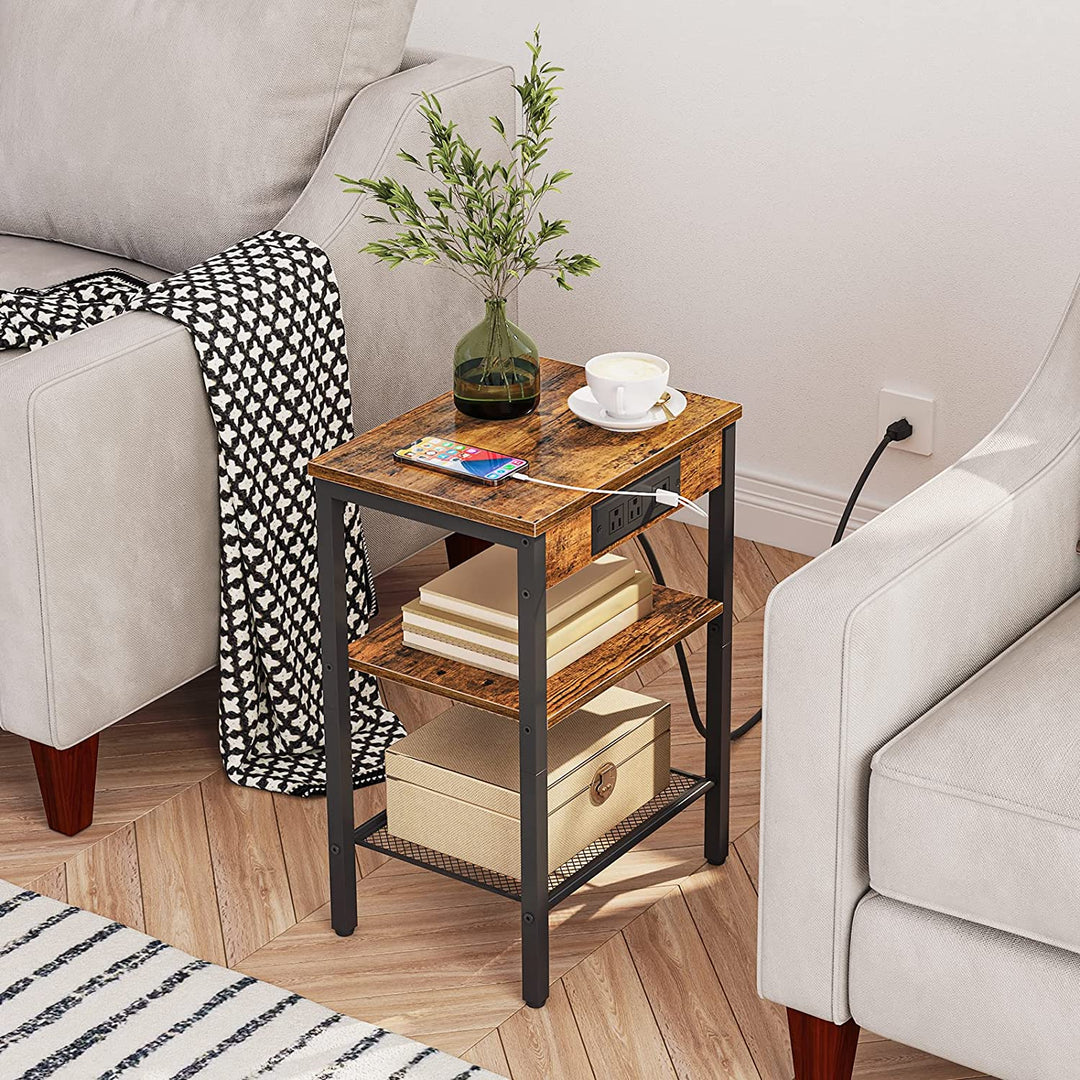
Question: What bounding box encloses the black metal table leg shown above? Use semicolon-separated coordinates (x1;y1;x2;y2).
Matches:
705;422;736;865
316;481;357;936
517;534;549;1008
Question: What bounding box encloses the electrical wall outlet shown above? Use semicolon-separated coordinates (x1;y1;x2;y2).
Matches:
879;389;935;455
591;458;682;553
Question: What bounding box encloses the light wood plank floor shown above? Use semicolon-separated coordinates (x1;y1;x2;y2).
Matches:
0;523;989;1079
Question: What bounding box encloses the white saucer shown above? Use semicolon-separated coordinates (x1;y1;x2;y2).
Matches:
568;385;687;432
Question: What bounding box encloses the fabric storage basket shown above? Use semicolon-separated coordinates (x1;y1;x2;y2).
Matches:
385;686;671;879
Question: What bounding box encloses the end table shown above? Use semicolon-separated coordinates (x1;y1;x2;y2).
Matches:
308;358;741;1008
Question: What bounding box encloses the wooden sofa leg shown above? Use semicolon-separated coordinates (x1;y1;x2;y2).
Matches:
29;734;99;836
444;533;492;568
788;1009;860;1080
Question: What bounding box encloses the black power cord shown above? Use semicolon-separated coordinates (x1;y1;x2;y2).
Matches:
831;418;913;546
637;416;914;742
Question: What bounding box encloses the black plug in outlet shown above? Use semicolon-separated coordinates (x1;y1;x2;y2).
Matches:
591;458;682;553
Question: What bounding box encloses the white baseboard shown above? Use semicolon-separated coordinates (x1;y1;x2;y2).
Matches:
673;470;887;557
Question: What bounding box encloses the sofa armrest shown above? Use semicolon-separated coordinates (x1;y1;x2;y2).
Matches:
0;313;220;747
279;50;515;572
758;282;1080;1024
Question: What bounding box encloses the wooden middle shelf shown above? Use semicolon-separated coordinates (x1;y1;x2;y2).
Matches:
348;584;722;727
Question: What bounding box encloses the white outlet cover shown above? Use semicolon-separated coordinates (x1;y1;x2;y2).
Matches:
879;389;935;456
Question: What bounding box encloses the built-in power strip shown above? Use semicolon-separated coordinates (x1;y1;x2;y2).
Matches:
591;457;682;553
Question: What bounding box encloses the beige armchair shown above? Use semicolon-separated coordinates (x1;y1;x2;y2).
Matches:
0;2;513;833
759;272;1080;1079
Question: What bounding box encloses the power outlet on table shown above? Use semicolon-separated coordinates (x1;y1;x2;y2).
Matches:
591;458;682;553
609;502;625;535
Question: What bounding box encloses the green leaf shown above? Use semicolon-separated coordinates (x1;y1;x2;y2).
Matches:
338;27;595;298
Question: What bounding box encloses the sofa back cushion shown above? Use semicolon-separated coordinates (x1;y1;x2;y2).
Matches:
0;0;416;270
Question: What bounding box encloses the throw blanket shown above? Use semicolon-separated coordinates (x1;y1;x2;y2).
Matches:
0;232;404;796
0;880;497;1079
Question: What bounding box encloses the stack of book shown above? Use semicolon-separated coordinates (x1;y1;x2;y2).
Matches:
402;546;653;678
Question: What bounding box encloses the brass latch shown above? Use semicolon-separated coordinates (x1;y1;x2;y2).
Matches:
590;762;618;805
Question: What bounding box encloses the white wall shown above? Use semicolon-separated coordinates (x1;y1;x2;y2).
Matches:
409;1;1080;552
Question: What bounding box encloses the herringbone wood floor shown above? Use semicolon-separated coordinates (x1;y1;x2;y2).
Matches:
0;523;989;1079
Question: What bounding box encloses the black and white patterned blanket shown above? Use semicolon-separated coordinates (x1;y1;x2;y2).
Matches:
0;232;404;796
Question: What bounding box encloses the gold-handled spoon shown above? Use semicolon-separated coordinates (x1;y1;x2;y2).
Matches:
656;391;675;421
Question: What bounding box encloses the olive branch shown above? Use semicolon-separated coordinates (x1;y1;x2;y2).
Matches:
337;29;599;300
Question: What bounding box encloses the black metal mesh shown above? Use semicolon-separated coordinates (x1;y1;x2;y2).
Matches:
358;827;524;899
356;770;708;904
547;770;704;895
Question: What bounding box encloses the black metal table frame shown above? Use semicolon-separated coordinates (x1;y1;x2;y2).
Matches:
315;422;735;1009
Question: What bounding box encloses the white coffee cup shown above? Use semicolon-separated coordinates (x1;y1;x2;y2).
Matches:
585;352;670;420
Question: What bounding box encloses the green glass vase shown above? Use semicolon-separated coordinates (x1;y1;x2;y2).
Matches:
453;298;540;420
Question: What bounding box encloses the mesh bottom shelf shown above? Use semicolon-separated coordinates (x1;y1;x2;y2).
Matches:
354;769;711;905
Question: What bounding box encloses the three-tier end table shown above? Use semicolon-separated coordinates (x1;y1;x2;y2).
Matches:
308;358;741;1009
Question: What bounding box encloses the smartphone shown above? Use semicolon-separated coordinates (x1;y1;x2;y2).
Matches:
394;436;529;485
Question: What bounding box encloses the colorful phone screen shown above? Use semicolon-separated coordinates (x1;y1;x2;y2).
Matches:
395;437;528;482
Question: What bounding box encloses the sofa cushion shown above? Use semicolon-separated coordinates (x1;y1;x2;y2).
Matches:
0;0;416;271
869;591;1080;954
0;235;167;293
0;235;168;362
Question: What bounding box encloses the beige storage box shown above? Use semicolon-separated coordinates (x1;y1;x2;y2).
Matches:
385;686;671;879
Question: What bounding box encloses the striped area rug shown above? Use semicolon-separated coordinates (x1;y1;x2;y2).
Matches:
0;881;502;1079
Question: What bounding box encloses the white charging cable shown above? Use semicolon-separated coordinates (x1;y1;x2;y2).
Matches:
510;471;708;520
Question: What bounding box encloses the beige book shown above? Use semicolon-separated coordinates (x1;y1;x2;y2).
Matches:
402;589;653;678
403;571;652;658
418;545;635;631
